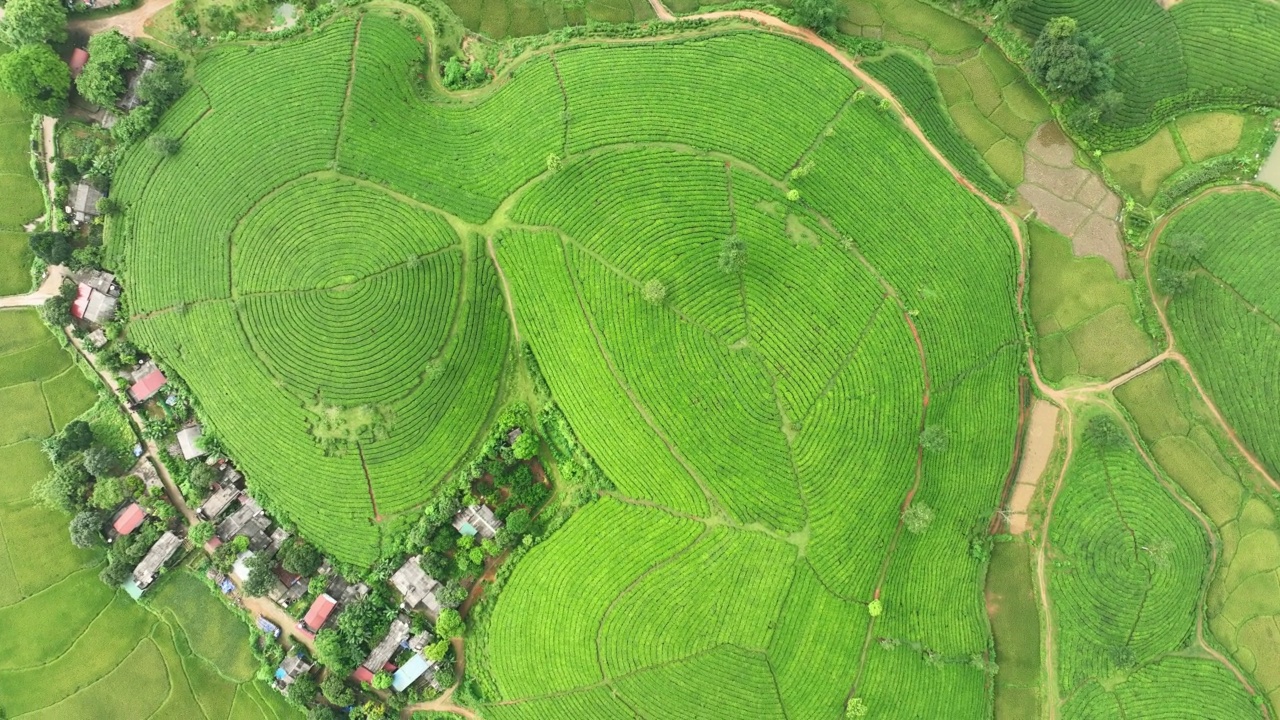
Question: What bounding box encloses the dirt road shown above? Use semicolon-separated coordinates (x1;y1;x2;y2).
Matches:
70;0;177;38
0;265;65;307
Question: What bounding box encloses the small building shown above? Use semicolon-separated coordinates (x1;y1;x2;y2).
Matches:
351;666;375;684
256;617;280;638
111;502;146;536
273;652;313;693
231;551;256;583
118;55;156;111
128;367;167;403
70;271;120;326
133;459;163;491
266;527;290;557
363;615;412;672
69;182;104;224
408;631;433;654
197;485;239;521
392;653;437;693
176;424;206;460
506;427;523;445
299;593;337;634
453;505;502;540
390;555;443;615
69;48;90;78
133;531;183;590
216;495;264;541
87;328;108;348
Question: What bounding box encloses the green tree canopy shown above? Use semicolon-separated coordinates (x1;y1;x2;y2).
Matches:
792;0;845;36
28;231;72;265
286;673;319;707
242;553;276;596
371;670;393;690
189;521;215;546
1028;17;1115;101
69;510;104;548
0;0;67;46
0;43;70;116
33;462;91;513
76;30;137;108
279;539;323;577
89;476;126;510
83;444;120;478
320;674;356;706
718;236;747;274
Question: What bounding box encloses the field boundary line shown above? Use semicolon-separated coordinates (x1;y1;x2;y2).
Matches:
0;586;121;670
334;15;364;164
13;636;161;714
798;295;888;424
558;236;728;519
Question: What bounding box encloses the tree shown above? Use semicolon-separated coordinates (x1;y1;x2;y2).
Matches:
99;556;132;586
792;0;845;36
867;598;883;617
371;670;393;690
40;280;78;326
504;507;532;537
1028;17;1114;101
545;152;563;173
435;608;463;638
423;639;449;663
286;674;319;707
32;462;91;512
242;553;275;596
188;462;219;496
76;30;137;108
321;675;356;706
902;502;934;534
920;425;948;453
149;134;181;156
279;539;323;577
718;236;747;274
438;579;467;609
0;43;69;115
1084;415;1125;450
641;278;667;305
204;5;238;33
89;476;126;510
309;707;342;720
0;0;67;46
69;510;104;548
28;231;72;265
43;419;94;462
135;57;187;108
846;698;869;718
314;628;359;674
83;445;119;478
511;431;538;461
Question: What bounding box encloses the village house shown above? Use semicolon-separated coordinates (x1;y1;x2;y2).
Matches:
217;495;272;550
110;502;147;537
128;362;168;403
453;504;502;540
326;574;370;605
273;652;313;694
133;459;164;492
176;424;207;461
197;485;239;522
133;531;183;590
297;593;337;636
68;182;104;225
362;615;412;672
70;270;120;325
118;56;157;111
390;555;443;616
392;653;439;693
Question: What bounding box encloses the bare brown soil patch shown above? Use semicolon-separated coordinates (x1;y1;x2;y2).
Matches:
1007;399;1059;534
1019;123;1128;278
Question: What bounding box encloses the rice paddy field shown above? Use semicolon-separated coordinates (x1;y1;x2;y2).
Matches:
0;74;42;295
0;308;298;719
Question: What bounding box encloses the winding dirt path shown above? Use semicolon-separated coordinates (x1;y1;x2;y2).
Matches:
69;0;178;39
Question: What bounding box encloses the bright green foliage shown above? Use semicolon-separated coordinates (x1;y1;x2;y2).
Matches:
0;43;70;116
1155;191;1280;478
1016;0;1280;148
864;53;1010;200
76;30;137;108
109;14;1026;716
0;0;67;47
1061;656;1262;719
1050;420;1209;697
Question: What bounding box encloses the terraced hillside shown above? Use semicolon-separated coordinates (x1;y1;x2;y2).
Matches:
109;10;1022;715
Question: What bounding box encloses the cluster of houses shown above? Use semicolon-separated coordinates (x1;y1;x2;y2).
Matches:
270;503;503;697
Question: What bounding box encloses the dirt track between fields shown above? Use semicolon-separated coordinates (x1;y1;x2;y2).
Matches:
1006;400;1057;535
69;0;177;39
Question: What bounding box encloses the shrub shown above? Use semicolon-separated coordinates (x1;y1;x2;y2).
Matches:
718;236;747;274
902;503;934;534
69;510;104;548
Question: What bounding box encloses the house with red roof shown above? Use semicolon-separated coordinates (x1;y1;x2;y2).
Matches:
69;48;89;78
112;502;146;536
298;593;337;635
129;367;167;402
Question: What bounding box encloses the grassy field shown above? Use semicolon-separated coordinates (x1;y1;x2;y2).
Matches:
0;74;42;294
107;10;1023;717
1028;222;1154;382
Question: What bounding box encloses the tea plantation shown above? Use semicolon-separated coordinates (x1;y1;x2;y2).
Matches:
106;7;1023;716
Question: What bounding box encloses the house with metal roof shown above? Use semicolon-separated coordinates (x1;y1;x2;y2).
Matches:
390;555;443;615
363;615;412;672
273;652;313;693
69;183;104;224
133;531;183;589
176;424;207;460
197;486;239;521
111;502;146;536
128;367;167;403
392;653;438;693
299;593;337;634
453;504;502;539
